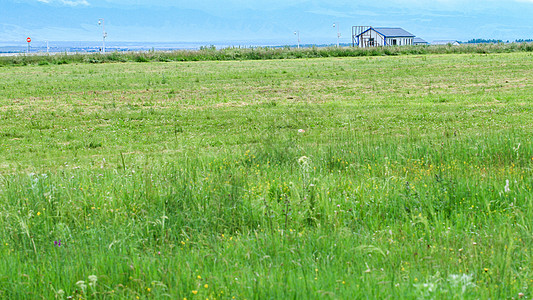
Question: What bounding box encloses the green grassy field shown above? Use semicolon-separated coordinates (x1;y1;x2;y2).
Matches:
0;52;532;299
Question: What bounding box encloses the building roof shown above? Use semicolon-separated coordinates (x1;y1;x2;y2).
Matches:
432;40;460;45
414;37;428;44
373;28;415;38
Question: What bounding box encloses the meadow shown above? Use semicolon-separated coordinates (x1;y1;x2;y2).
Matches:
0;51;532;299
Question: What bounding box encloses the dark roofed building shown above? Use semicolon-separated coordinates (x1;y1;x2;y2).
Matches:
353;26;415;48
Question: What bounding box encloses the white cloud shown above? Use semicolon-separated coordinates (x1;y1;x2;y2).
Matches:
36;0;89;6
62;0;89;5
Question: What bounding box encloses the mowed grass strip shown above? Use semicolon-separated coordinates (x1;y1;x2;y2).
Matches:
0;53;532;299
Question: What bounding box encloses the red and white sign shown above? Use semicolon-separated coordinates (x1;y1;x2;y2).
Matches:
27;37;31;43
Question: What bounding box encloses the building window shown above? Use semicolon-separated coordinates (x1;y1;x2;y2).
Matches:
391;39;397;46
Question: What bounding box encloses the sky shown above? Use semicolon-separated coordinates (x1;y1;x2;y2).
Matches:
1;0;533;46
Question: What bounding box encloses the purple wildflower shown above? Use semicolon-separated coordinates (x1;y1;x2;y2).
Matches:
54;240;61;246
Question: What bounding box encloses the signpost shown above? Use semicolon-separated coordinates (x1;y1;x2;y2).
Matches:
26;37;31;53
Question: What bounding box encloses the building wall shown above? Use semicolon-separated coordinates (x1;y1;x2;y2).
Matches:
357;29;414;47
386;37;413;46
357;29;385;48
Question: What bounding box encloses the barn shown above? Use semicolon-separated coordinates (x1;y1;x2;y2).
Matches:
352;26;415;48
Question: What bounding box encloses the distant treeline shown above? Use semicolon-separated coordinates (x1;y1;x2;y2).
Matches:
1;42;533;67
464;38;533;44
464;39;504;44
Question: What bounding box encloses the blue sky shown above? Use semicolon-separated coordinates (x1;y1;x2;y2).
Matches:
1;0;533;45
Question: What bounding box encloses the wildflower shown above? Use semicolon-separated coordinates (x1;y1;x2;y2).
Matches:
448;274;475;294
204;284;208;288
37;212;41;216
298;156;309;164
298;129;305;133
197;275;201;279
519;293;524;298
192;290;198;295
88;275;97;288
54;240;61;246
76;280;87;292
483;268;489;272
147;288;151;292
504;180;511;193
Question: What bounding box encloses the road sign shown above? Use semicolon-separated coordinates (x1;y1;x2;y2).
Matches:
27;37;31;43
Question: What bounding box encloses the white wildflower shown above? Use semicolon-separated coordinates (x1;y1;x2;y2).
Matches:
448;273;475;295
504;179;510;193
88;275;97;288
76;280;87;291
298;156;310;165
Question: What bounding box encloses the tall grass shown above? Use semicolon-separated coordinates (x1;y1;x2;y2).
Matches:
1;42;533;67
0;52;532;298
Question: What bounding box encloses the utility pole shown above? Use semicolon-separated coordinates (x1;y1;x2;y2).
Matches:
98;18;107;53
333;22;341;47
